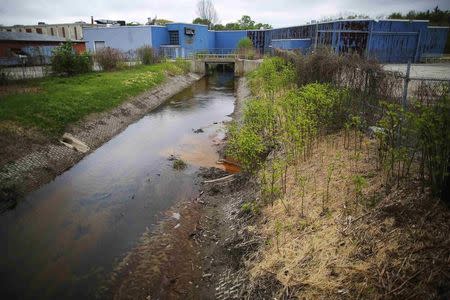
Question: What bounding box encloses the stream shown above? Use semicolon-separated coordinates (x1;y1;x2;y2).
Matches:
0;71;236;299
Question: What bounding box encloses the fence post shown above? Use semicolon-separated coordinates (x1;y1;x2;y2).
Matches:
402;60;411;109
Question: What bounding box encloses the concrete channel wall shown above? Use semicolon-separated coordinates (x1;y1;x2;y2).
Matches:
190;58;263;76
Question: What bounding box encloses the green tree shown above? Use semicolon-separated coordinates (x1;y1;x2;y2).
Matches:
155;19;173;25
51;42;92;76
193;17;211;27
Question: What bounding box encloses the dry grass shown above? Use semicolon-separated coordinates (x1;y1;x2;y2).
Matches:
246;131;450;299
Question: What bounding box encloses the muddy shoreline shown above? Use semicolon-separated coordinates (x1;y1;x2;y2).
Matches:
0;73;202;200
101;77;258;299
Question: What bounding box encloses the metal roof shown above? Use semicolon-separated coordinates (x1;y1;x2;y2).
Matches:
0;31;83;42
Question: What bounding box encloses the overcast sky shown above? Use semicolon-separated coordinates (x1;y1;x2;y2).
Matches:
1;0;449;27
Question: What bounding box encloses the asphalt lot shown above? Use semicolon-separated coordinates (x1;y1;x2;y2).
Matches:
382;63;450;80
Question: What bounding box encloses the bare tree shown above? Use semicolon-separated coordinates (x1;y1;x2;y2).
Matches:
196;0;218;27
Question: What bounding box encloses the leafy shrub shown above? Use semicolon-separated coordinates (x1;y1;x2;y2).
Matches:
226;122;266;173
236;37;256;59
375;95;450;199
94;47;124;71
137;45;159;65
51;42;92;76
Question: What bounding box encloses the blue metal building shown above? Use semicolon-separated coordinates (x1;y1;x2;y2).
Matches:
83;19;449;63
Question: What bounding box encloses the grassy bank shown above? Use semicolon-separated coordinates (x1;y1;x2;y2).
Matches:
0;60;190;136
227;54;449;298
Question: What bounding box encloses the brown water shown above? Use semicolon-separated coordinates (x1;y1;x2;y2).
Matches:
0;72;236;299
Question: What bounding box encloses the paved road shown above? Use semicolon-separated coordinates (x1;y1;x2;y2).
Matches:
382;63;450;80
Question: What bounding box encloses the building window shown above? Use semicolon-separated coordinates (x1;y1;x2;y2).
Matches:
62;27;66;38
74;27;78;40
50;28;54;35
36;28;43;34
26;28;32;33
94;41;106;52
169;30;179;45
18;29;22;32
6;29;12;32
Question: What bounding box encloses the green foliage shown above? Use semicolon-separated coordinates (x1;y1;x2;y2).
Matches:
229;57;352;211
241;201;260;215
193;17;211;26
388;6;450;53
226;122;266;173
248;57;296;96
154;19;173;26
352;175;368;200
51;42;92;76
173;158;187;170
416;96;450;196
137;46;159;65
0;63;172;136
237;37;253;50
212;15;272;31
162;58;190;75
236;37;256;59
376;95;450;198
322;162;335;213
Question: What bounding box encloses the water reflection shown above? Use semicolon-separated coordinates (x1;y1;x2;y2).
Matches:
0;71;236;299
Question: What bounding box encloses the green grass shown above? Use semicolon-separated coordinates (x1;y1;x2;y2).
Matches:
0;61;189;136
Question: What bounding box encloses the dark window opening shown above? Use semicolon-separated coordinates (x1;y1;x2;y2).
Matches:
169;30;179;45
26;28;32;33
36;28;43;34
184;28;195;36
62;27;66;38
50;28;54;35
74;27;78;40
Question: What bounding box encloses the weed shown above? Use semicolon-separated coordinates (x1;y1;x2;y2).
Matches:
352;175;368;201
173;158;187;170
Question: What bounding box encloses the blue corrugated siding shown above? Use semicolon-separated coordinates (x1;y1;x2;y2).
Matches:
420;27;449;56
215;31;248;50
150;26;169;49
83;26;152;53
166;23;209;56
82;20;448;62
208;31;216;50
272;39;311;53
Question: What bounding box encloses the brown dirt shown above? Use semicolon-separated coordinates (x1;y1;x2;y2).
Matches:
0;85;42;97
99;167;259;300
0;122;49;167
245;131;450;299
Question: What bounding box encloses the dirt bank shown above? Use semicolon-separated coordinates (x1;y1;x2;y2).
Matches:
100;168;259;299
0;73;201;199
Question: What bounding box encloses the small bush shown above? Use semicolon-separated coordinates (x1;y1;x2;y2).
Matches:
51;42;92;76
94;47;124;71
137;45;159;65
236;37;256;59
